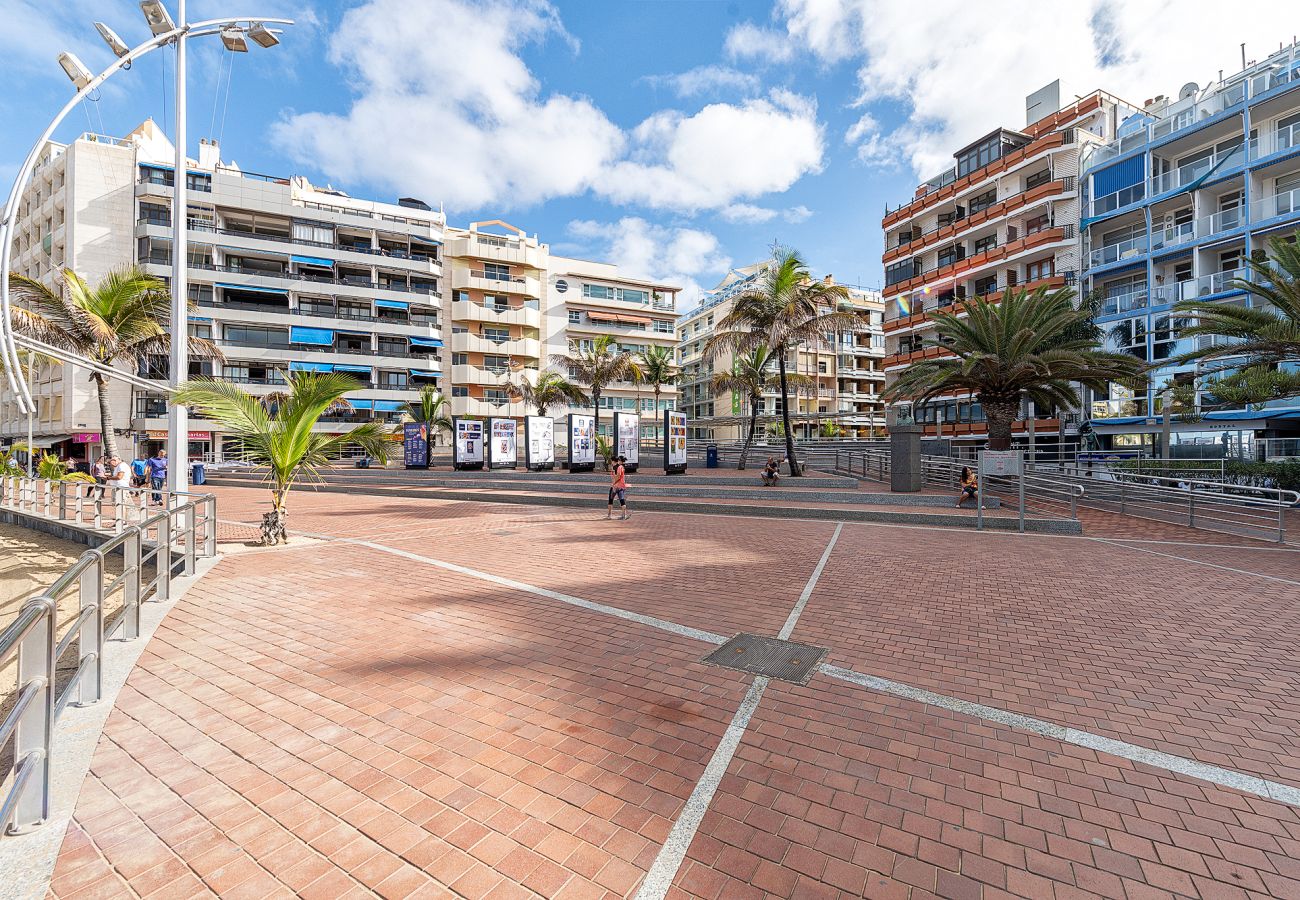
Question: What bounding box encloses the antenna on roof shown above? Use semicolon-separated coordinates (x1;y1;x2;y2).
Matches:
1241;43;1246;69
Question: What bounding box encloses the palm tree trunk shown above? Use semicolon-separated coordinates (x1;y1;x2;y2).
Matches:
982;396;1019;451
92;373;120;461
653;385;661;447
739;395;759;470
592;388;601;446
262;486;290;545
776;351;801;476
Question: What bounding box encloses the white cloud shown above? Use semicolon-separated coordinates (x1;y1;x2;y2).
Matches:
643;65;760;98
274;0;825;215
569;217;731;308
783;204;813;223
720;204;778;224
765;0;1300;179
723;22;796;64
597;91;823;212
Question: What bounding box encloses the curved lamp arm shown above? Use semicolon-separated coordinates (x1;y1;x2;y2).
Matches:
0;16;293;412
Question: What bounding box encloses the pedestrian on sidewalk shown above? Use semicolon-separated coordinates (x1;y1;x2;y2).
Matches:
147;448;168;505
607;455;630;520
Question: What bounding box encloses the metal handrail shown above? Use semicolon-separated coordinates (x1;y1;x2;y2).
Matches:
0;477;217;835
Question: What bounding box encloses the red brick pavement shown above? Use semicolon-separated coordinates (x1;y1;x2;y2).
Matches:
790;525;1300;786
42;485;1300;898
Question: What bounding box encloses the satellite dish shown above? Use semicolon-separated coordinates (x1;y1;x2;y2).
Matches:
1178;82;1200;100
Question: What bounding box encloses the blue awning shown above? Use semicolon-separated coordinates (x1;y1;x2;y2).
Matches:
409;336;443;348
410;236;443;246
290;326;335;345
347;399;373;410
375;299;409;310
291;254;334;268
289;361;333;372
333;365;372;374
216;283;288;295
1092;156;1144;196
375;400;405;412
409;369;441;378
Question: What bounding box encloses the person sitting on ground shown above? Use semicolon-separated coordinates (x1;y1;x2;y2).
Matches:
956;466;978;508
761;456;782;487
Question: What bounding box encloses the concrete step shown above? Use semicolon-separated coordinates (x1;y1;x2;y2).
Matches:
314;465;858;489
208;477;1076;533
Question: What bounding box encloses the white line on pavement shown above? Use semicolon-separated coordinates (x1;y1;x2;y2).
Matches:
1089;536;1300;587
329;530;1300;813
819;664;1300;808
635;523;844;900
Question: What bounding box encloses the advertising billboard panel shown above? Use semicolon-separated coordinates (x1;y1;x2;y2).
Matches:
453;417;484;469
524;416;555;470
488;418;518;469
614;412;640;472
568;414;596;472
664;410;687;474
403;421;429;469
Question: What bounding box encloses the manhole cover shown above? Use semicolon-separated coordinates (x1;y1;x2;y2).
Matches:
701;634;829;685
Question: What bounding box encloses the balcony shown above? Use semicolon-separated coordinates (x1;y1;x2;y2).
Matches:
448;332;541;357
446;233;543;268
1087;235;1147;270
1148;143;1245;196
455;397;529;418
451;267;541;297
1251;188;1300;223
1249;123;1300;162
1150;267;1248;305
181;221;441;272
1149;220;1197;252
1099;288;1149;317
449;298;541;328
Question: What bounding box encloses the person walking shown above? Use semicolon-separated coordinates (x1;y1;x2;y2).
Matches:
606;454;630;520
146;448;168;505
130;454;148;488
91;453;109;501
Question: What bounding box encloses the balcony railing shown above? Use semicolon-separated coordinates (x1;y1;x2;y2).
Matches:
1100;289;1149;316
1150;267;1248;305
1249;123;1300;161
1148;143;1244;195
1251;188;1300;221
1150;221;1197;252
1087;235;1147;269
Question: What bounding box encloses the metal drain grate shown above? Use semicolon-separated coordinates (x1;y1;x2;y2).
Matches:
701;634;829;685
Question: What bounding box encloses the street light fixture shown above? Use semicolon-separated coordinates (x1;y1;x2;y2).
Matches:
139;0;176;36
220;26;248;52
95;22;131;58
248;22;279;48
57;52;93;90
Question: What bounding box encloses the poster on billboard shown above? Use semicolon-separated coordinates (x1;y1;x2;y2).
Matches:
488;417;518;469
568;413;595;472
403;422;430;469
525;416;555;470
452;417;484;469
664;410;687;474
614;412;640;472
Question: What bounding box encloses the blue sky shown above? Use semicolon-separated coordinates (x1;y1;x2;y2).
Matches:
3;1;1294;307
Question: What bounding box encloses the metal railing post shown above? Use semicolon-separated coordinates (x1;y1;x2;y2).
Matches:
120;529;141;641
57;482;66;520
204;497;217;558
113;491;125;534
77;553;104;706
1119;480;1126;516
182;504;197;575
8;598;55;833
42;481;51;517
157;512;172;601
1279;505;1286;544
1188;491;1195;528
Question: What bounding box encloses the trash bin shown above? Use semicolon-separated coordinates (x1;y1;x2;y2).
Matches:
706;444;719;468
191;462;206;485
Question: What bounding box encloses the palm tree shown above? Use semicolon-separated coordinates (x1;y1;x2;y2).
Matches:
1173;231;1300;403
551;334;642;439
506;370;589;416
710;345;815;469
9;266;221;460
882;285;1146;450
173;371;392;544
401;383;452;439
706;248;860;475
638;345;677;444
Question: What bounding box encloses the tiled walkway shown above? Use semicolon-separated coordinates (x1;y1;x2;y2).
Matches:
43;485;1300;898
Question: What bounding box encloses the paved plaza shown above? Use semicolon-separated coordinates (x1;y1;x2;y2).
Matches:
42;484;1300;899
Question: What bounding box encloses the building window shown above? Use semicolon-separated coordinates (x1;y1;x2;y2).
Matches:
968;189;997;213
452;353;468;366
1024;169;1051;190
483;262;510;281
973;234;997;254
582;283;616;300
452;386;468;397
1024;213;1050;234
938;244;964;267
974;274;998;296
568;309;581;324
1026;259;1055;281
653;320;672;333
885;258;920;286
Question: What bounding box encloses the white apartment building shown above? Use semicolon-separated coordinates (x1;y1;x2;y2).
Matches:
1;125;681;462
677;262;887;442
442;221;680;436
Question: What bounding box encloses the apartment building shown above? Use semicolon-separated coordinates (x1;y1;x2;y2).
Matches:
0;124;681;460
677;262;886;442
440;222;681;434
1081;43;1300;459
880;85;1129;445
